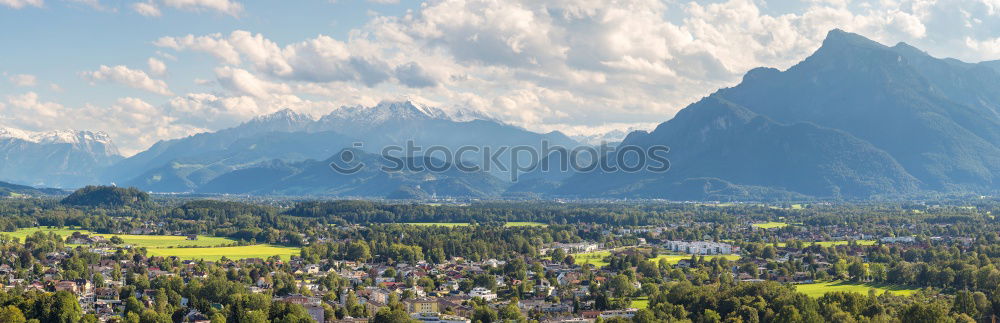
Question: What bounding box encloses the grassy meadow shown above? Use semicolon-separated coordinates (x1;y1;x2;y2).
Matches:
795;281;917;298
752;222;790;229
146;245;300;261
4;227;299;261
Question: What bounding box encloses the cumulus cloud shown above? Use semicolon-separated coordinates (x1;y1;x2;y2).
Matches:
132;1;161;16
214;66;290;98
21;0;1000;153
154;33;241;64
147;57;167;76
82;65;173;95
5;92;61;120
8;74;37;87
162;0;242;17
0;0;42;9
153;0;1000;135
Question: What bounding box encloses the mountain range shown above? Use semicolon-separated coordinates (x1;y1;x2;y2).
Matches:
0;128;121;188
1;29;998;200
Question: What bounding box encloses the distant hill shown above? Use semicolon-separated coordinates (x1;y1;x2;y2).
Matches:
0;181;68;197
61;185;151;208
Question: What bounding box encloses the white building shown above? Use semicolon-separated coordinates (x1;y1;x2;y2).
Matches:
600;309;639;319
469;287;497;301
663;241;736;255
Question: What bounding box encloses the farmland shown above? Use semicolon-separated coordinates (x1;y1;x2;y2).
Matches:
795;281;918;298
145;245;300;261
752;221;790;229
649;253;741;265
3;227;299;261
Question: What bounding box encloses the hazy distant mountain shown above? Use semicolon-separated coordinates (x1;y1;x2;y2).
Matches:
555;29;1000;200
198;149;508;198
0;127;121;188
555;96;919;199
106;108;316;185
716;29;1000;192
111;101;580;194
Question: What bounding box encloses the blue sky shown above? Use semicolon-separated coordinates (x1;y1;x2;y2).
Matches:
2;0;1000;155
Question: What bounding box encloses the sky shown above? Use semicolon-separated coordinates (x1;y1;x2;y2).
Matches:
2;0;1000;155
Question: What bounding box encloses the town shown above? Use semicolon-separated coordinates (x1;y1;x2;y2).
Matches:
0;193;994;323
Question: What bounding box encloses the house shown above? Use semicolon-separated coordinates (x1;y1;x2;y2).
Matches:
182;309;211;323
468;287;496;301
302;304;325;323
405;298;439;314
599;309;639;319
186;235;198;241
54;280;79;294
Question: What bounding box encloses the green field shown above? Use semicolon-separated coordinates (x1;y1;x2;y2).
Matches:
795;281;917;298
146;245;300;261
650;254;741;265
4;227;298;261
571;250;612;267
6;227;237;247
630;297;649;309
752;222;790;229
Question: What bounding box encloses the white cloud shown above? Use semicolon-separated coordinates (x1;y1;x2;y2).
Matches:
8;74;37;87
18;0;1000;154
0;0;42;9
154;33;242;64
82;65;173;95
214;66;290;98
3;92;64;129
147;57;167;76
162;0;242;17
131;1;161;17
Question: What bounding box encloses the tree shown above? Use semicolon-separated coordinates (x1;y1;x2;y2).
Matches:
0;306;26;323
372;306;414;323
48;291;83;323
632;309;657;323
498;302;525;322
952;290;978;318
700;309;722;323
472;304;498;323
347;241;371;262
901;302;955;323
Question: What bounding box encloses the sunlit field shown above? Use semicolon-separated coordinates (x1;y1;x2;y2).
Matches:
795;281;917;298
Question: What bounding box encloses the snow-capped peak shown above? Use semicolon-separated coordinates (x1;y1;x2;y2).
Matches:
0;127;114;145
249;108;313;124
321;100;495;124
